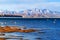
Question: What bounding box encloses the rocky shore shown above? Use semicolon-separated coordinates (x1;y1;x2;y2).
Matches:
0;26;36;33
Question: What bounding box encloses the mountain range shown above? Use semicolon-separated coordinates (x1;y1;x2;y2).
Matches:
0;9;60;18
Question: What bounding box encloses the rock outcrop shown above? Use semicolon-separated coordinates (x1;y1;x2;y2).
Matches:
0;26;36;33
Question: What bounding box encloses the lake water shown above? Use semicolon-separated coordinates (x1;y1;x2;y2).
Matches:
0;18;60;40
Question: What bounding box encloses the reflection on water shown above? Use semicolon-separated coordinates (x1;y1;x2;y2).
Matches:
0;18;59;40
0;28;58;40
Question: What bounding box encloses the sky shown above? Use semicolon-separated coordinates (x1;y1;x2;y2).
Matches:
0;0;60;11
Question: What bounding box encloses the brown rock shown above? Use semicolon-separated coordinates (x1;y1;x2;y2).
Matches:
18;29;36;33
0;26;36;33
0;38;6;40
3;26;13;32
0;27;5;32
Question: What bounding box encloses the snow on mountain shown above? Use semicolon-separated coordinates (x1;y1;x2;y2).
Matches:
0;9;60;18
22;9;60;18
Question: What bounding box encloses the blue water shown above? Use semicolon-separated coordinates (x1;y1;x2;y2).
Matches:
0;18;60;40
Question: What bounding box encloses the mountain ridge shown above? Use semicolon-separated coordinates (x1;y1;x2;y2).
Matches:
0;9;60;18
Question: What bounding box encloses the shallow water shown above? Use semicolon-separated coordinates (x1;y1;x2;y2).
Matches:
0;18;59;40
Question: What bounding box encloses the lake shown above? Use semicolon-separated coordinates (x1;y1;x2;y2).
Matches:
0;18;59;40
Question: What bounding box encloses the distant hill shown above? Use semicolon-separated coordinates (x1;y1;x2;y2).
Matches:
0;9;60;18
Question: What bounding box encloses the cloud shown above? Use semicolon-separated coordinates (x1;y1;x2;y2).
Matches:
0;0;60;11
0;0;59;4
36;2;60;11
0;2;59;9
0;0;54;4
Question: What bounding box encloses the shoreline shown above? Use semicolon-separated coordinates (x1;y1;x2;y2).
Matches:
0;17;59;20
0;17;60;19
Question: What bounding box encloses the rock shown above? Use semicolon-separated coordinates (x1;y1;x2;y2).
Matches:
0;26;36;33
35;38;42;40
18;29;36;33
3;26;13;32
0;27;5;32
20;38;23;40
0;38;6;40
0;33;5;36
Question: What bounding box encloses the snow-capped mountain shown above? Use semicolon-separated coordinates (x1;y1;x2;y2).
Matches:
21;9;60;18
0;9;60;18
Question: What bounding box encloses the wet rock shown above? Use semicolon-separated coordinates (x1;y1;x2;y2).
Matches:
3;26;13;32
0;27;5;32
0;26;36;33
18;29;36;33
20;38;23;40
35;38;42;40
0;38;6;40
0;33;5;36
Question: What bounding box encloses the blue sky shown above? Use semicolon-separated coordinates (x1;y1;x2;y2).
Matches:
0;0;60;11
